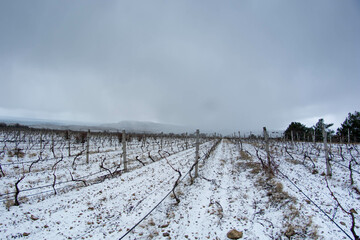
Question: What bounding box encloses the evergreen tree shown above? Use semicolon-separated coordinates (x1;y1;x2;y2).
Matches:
337;111;360;143
313;118;334;142
284;122;310;141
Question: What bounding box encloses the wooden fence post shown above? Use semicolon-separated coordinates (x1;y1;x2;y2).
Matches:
122;130;127;171
195;129;200;178
322;124;332;177
86;129;90;164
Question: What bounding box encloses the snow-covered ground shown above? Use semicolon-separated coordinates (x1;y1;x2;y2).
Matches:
0;132;199;202
0;132;359;239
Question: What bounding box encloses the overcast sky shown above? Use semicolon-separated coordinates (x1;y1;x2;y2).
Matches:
0;1;359;133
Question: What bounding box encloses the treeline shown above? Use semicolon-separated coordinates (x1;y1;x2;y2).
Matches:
285;111;360;143
0;123;31;130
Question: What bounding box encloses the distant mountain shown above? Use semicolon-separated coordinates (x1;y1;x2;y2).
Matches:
0;117;283;136
0;117;193;134
0;116;90;127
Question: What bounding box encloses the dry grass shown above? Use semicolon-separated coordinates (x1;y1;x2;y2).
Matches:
237;161;262;175
148;219;156;226
7;151;14;157
28;153;37;158
251;143;262;148
283;210;319;239
166;210;175;219
19;196;29;204
240;150;252;160
249;168;319;239
13;150;25;158
255;175;296;207
285;158;302;165
4;199;14;211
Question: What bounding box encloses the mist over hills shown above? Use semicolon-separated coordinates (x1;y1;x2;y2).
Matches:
0;117;194;134
0;117;284;137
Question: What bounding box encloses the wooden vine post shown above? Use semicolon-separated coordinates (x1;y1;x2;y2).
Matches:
122;130;127;171
322;124;332;177
40;133;42;151
51;135;54;151
68;131;71;157
313;129;316;144
86;129;90;164
263;127;271;169
194;129;200;178
238;131;243;151
160;132;163;150
39;133;43;159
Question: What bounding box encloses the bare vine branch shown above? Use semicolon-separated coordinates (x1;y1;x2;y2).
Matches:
135;156;145;166
165;157;181;204
99;156;113;178
72;150;85;169
148;151;155;162
325;177;359;240
69;170;87;186
14;175;25;206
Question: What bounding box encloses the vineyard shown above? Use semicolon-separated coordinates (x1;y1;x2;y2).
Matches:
0;128;359;239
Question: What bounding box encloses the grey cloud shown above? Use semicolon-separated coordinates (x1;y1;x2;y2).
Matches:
0;0;359;133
